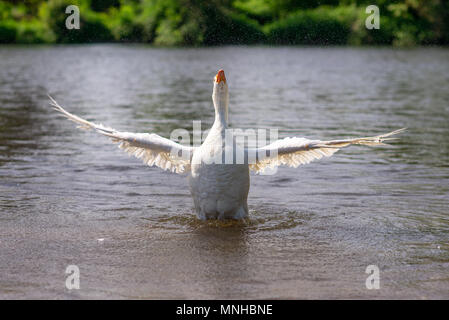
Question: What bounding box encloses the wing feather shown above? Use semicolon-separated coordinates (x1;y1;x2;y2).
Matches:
49;96;193;173
249;129;405;173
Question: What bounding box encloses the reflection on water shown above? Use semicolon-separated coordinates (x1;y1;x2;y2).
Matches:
0;45;448;299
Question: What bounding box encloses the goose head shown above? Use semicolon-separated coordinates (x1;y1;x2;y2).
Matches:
212;69;229;124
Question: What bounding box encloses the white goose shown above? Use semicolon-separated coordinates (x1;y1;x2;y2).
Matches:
49;69;405;220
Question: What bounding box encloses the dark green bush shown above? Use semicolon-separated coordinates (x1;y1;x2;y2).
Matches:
138;0;200;46
90;0;120;12
145;0;264;46
220;12;265;44
201;6;265;45
108;4;145;42
0;20;16;43
15;20;53;43
265;8;351;45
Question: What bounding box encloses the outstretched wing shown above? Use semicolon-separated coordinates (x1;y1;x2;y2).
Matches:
249;128;406;173
49;96;193;173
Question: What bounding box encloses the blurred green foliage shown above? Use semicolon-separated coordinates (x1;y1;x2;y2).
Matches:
265;6;352;45
0;0;447;45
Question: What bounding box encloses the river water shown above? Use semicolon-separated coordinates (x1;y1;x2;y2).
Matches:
0;45;448;299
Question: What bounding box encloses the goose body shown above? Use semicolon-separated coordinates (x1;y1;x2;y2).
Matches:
189;121;250;219
49;69;405;220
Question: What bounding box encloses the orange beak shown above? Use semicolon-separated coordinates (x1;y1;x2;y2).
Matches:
215;69;226;84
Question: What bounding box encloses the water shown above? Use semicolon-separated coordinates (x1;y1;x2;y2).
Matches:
0;45;448;299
